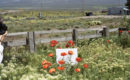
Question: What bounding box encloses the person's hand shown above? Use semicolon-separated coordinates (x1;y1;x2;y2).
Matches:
3;31;7;36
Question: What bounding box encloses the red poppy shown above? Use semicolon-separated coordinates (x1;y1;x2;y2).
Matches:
65;40;74;48
57;66;65;71
68;40;74;47
75;68;80;72
48;53;54;57
43;64;49;69
61;66;65;70
120;30;123;33
61;52;67;56
46;62;52;66
68;40;74;44
49;68;55;74
68;50;73;55
50;40;58;44
76;57;82;62
50;44;56;47
41;60;47;65
65;44;69;48
107;40;109;43
83;64;88;69
58;47;61;49
128;30;130;33
58;60;65;65
50;40;58;47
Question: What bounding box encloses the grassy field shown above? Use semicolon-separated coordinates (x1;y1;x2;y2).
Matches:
0;10;130;80
0;10;125;32
1;37;130;80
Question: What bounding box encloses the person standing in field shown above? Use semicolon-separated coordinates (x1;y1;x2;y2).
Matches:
0;17;8;63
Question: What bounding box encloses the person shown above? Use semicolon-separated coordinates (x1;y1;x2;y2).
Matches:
0;17;8;63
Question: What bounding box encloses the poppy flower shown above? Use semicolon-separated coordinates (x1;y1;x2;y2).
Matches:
120;30;123;33
61;66;65;70
128;30;130;33
57;66;65;71
83;64;88;69
61;52;67;56
75;68;80;72
50;40;58;47
76;57;82;62
48;53;54;57
68;40;74;44
58;60;65;65
68;50;73;55
41;60;47;65
107;40;109;43
50;44;56;47
65;40;74;48
65;44;69;48
49;68;55;74
46;62;52;66
58;47;61;49
43;64;49;69
68;40;74;47
50;40;58;44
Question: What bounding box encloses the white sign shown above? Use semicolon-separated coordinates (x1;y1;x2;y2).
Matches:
0;44;4;64
56;48;78;65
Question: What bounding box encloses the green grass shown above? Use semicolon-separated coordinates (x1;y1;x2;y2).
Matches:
0;37;130;80
0;10;125;32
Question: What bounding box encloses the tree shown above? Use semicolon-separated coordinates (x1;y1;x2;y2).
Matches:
126;0;130;9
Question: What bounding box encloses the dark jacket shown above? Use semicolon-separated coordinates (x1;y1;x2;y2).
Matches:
0;23;8;35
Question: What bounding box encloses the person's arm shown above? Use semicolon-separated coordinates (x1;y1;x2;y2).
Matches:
1;31;7;42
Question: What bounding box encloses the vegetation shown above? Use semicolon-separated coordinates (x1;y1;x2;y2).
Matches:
0;10;124;32
0;37;130;80
0;10;130;80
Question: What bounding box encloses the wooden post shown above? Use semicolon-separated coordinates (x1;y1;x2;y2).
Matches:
72;29;78;46
102;27;109;37
27;32;35;53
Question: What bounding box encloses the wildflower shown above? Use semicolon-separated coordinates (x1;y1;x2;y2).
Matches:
61;52;67;56
65;44;69;48
128;30;130;33
58;47;61;49
57;66;65;71
48;53;54;57
68;50;73;55
65;40;74;48
46;62;52;66
50;44;55;47
50;40;58;47
68;40;74;45
83;64;88;69
49;68;55;74
58;60;65;65
120;30;123;33
76;57;82;62
41;60;47;65
107;40;109;43
68;40;74;47
50;40;58;44
75;68;80;72
43;64;49;69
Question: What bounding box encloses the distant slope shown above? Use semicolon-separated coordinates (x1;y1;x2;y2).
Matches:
0;0;127;10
